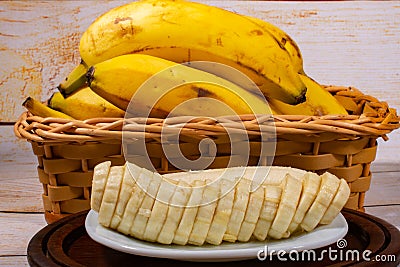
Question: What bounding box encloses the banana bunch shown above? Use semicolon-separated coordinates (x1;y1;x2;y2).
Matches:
61;0;307;104
55;0;348;118
23;0;349;120
92;161;350;246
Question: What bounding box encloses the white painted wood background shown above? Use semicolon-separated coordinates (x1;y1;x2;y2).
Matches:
0;1;399;266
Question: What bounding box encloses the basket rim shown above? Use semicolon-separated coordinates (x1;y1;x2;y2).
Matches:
14;86;400;144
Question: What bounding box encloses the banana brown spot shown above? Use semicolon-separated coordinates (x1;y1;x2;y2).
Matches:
250;29;263;36
114;17;133;24
86;66;95;86
193;86;216;98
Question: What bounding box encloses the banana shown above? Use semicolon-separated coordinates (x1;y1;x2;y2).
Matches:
244;15;304;74
188;179;219;246
116;166;150;235
90;161;111;212
93;164;350;246
223;178;251;242
157;180;192;244
269;74;348;116
110;163;141;229
49;87;125;120
253;184;282;241
300;172;340;232
287;172;321;234
143;178;177;242
205;177;236;245
98;165;125;228
237;180;264;242
86;54;275;118
268;174;302;239
130;172;162;240
173;180;206;245
74;0;307;104
22;97;74;119
320;178;350;225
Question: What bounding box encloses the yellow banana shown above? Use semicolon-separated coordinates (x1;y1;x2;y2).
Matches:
244;15;304;74
49;87;125;120
72;0;306;104
86;54;276;118
22;97;74;119
269;74;348;116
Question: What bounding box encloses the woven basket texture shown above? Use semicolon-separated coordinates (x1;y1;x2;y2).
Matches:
14;86;399;223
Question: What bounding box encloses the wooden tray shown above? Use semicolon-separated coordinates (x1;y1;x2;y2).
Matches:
27;209;400;267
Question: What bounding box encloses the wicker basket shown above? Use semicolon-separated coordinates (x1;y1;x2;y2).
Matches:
15;86;399;223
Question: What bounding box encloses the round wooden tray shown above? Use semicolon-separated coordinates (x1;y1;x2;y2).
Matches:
27;208;400;267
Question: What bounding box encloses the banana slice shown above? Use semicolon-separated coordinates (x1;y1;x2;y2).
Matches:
237;179;264;242
206;177;236;245
253;184;282;241
130;172;162;240
91;161;111;212
287;172;321;234
268;174;302;239
98;165;125;228
143;177;177;242
188;179;219;246
265;167;306;185
223;178;251;242
320;178;350;224
300;172;340;232
173;180;206;245
117;167;151;235
110;162;141;229
157;180;192;244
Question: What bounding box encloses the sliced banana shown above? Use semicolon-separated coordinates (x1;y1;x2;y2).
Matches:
143;177;177;242
237;179;264;242
110;163;141;229
91;161;111;212
116;167;150;235
268;174;302;239
157;180;192;244
130;172;162;240
173;180;205;245
287;172;321;234
98;165;125;228
300;172;340;232
91;164;350;246
253;184;282;241
188;179;219;246
320;178;350;224
223;178;251;242
206;177;236;245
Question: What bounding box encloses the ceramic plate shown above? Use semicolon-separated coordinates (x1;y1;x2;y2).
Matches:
85;210;348;262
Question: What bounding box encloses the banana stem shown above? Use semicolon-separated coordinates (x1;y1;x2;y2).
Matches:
58;61;88;96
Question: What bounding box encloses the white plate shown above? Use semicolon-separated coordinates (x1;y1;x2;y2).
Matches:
85;210;348;262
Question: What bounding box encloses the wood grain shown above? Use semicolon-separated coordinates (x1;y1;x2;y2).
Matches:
365;206;400;231
0;256;29;267
0;213;46;256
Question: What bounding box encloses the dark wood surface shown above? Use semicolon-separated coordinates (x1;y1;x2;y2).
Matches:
27;208;400;267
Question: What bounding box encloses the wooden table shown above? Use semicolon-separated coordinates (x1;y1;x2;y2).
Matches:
0;1;399;266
